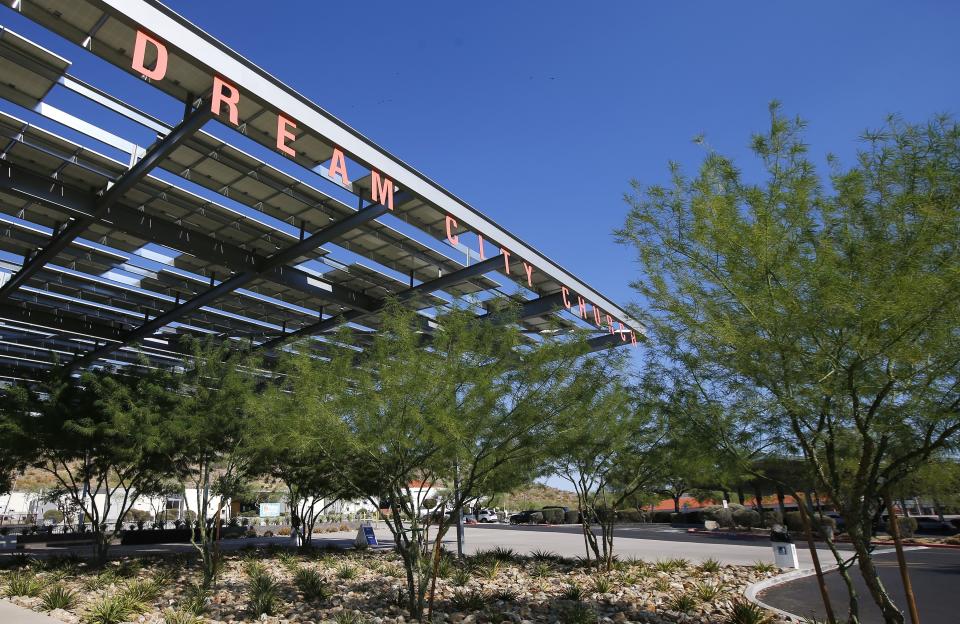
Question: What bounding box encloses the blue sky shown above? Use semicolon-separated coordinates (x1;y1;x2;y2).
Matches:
3;1;957;352
1;1;957;493
157;0;958;339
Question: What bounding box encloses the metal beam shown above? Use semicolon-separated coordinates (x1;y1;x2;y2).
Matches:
480;291;566;323
66;202;390;369
260;254;504;351
0;104;212;301
0;160;381;313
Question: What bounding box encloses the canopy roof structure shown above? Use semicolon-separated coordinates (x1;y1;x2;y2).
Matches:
0;0;642;381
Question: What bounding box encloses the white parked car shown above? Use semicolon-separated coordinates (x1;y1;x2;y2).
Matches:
477;509;499;523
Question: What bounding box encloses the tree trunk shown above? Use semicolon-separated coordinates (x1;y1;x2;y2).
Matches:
736;486;746;505
775;485;787;521
673;495;680;514
754;486;765;527
849;523;905;624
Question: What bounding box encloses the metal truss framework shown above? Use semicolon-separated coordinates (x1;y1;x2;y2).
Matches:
0;0;642;378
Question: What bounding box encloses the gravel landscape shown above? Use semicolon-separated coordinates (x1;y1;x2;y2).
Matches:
1;546;786;624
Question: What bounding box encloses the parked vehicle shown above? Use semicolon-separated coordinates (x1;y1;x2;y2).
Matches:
823;511;846;533
509;510;538;525
914;516;958;535
477;509;499;523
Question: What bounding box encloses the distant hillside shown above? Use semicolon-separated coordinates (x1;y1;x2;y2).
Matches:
493;482;579;511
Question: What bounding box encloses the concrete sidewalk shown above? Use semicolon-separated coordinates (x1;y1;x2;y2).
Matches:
0;600;65;624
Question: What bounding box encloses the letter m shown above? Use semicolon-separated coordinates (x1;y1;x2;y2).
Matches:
371;170;394;210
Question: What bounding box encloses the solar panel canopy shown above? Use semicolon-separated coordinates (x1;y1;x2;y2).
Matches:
0;0;643;380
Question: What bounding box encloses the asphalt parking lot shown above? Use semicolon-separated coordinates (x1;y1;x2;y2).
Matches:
760;547;959;624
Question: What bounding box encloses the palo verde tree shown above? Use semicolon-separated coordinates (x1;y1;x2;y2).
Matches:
165;337;262;588
284;300;593;620
0;367;173;564
616;104;960;624
548;359;662;572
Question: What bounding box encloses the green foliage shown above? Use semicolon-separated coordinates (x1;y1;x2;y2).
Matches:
693;581;723;602
700;557;722;573
123;578;161;604
39;585;78;611
162;610;202;624
4;571;44;597
181;581;209;616
247;571;281;616
617;105;960;618
562;601;597;624
293;567;329;601
336;563;358;580
560;583;586;601
667;593;697;613
724;599;772;624
83;593;147;624
752;561;778;573
451;566;470;587
530;562;553;578
888;515;918;538
332;611;369;624
590;575;612;594
491;588;517;602
450;589;487;611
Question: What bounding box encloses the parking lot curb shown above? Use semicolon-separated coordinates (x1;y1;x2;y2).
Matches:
742;546;926;621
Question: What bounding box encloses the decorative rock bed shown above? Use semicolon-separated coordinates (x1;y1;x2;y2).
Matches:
0;546;787;624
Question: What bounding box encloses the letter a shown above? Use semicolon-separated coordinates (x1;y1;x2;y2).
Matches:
328;148;351;185
132;30;168;81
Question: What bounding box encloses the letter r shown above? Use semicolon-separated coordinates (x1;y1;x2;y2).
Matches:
211;76;240;125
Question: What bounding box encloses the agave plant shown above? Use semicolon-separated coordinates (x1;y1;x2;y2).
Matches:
293;567;329;601
725;599;772;624
248;572;281;616
39;584;78;611
667;593;697;613
4;571;44;597
450;588;487;611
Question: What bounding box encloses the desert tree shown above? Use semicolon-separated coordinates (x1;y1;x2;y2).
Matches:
616;104;960;623
0;367;174;563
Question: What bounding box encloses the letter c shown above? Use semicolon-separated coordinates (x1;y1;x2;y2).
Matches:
445;215;459;246
561;286;571;309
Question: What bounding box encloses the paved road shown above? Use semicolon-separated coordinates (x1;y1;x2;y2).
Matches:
0;599;65;623
760;547;959;623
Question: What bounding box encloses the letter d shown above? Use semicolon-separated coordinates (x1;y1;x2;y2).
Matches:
132;30;168;81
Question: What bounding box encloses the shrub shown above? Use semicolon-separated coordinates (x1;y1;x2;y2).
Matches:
564;510;581;524
700;557;722;573
43;509;65;523
491;588;517;602
651;510;673;523
591;575;612;594
783;511;803;533
529;549;560;562
529;511;544;524
752;560;778;573
4;571;44;597
294;567;329;601
667;593;696;613
733;508;761;528
123;578;161;603
83;594;146;624
888;516;918;538
248;572;281;616
693;581;722;602
541;508;564;524
563;601;597;624
40;585;78;611
450;589;486;611
451;566;470;586
531;562;553;578
181;581;209;616
487;546;518;562
725;599;771;624
560;583;586;601
336;563;358;580
162;610;201;624
615;509;645;523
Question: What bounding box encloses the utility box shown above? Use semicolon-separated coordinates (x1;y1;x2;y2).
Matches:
770;527;799;569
